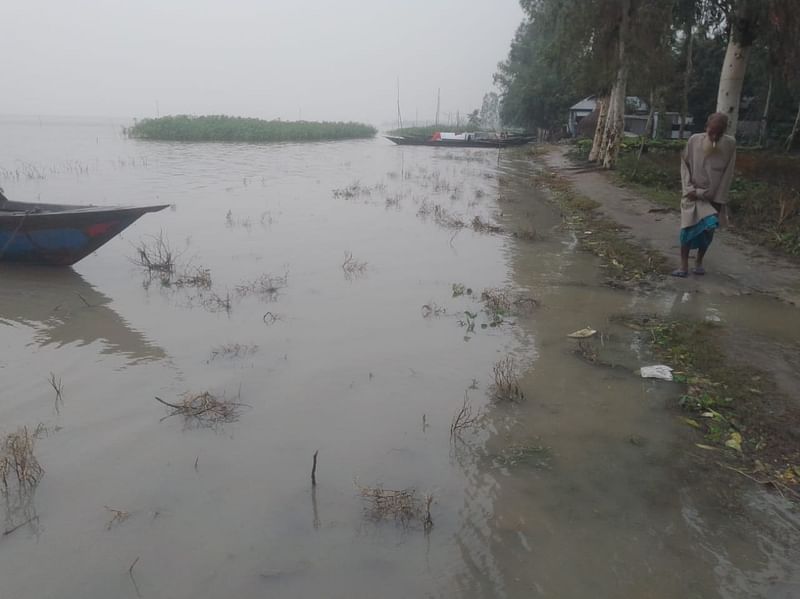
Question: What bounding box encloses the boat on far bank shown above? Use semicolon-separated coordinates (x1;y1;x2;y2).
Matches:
0;191;168;266
385;131;534;149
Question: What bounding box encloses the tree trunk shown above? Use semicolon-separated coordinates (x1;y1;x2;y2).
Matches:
636;88;656;168
588;95;609;162
597;91;617;165
602;63;629;169
679;21;694;140
758;73;773;147
786;98;800;152
601;0;630;169
716;35;752;136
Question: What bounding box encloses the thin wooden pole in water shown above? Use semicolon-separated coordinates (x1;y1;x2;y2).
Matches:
311;450;319;486
129;556;142;598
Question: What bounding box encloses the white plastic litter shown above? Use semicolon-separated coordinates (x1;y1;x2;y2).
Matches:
640;365;673;381
567;327;597;339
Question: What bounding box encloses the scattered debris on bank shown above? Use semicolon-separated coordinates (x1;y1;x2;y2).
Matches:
625;315;800;499
532;169;669;285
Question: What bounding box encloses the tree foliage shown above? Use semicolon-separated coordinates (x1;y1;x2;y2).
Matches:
494;0;800;149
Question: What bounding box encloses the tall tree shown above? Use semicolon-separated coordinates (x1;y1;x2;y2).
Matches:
715;0;760;135
764;0;800;150
479;92;501;131
673;0;703;139
591;0;676;167
495;0;799;155
680;17;695;139
593;0;631;168
494;1;582;133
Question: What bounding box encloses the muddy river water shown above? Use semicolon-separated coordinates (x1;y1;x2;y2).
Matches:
1;116;798;598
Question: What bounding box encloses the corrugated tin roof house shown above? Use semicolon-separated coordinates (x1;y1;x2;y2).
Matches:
568;95;649;136
567;96;601;136
567;95;691;139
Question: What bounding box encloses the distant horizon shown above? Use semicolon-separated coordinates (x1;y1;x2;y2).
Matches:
0;1;523;126
0;112;485;130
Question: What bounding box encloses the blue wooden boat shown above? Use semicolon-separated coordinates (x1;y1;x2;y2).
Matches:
0;191;168;266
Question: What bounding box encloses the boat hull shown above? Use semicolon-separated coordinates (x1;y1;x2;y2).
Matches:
384;135;532;149
0;202;169;266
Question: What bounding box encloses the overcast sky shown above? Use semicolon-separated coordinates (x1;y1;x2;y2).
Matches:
1;1;523;125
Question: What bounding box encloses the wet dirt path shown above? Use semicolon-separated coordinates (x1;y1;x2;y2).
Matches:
541;146;800;306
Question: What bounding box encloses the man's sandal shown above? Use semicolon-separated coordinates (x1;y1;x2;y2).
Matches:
670;269;688;278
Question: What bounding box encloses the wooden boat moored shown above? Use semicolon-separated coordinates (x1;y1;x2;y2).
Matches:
0;194;169;266
385;131;533;149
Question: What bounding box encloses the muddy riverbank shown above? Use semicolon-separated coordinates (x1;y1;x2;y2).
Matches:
535;145;800;489
539;145;800;306
1;117;798;598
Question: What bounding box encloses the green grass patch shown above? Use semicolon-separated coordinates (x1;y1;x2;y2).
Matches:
127;115;377;143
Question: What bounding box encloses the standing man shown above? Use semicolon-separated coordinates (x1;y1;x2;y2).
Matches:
673;112;737;277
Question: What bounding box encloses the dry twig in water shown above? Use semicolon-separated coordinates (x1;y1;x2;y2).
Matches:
431;204;465;229
104;505;130;530
208;343;259;361
481;288;512;316
174;266;212;289
48;372;64;413
201;291;233;314
1;427;44;497
423;494;433;532
342;251;368;278
450;392;479;439
3;514;39;536
133;230;177;278
493;356;524;401
155;391;244;425
421;302;446;318
128;556;142;598
356;481;432;529
311;450;319;487
471;215;503;234
482;288;539;318
235;270;289;300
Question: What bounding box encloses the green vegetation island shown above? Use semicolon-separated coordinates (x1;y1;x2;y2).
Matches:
127;115;377;143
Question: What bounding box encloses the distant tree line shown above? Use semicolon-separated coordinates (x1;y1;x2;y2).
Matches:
494;0;800;167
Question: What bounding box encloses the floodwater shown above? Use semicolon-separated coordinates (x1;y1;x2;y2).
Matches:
1;116;798;599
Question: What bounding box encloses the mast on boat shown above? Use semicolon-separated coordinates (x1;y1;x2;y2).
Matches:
396;77;403;130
